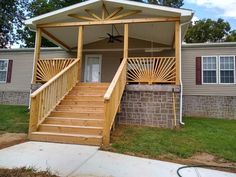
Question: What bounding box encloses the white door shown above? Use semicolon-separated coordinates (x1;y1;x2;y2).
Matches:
84;55;102;82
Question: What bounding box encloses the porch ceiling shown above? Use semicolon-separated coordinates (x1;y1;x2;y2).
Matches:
25;0;193;50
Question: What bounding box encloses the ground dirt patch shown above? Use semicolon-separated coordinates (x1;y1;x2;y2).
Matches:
159;152;236;173
0;133;27;150
0;167;58;177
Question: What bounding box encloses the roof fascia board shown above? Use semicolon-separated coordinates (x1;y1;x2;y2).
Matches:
25;0;193;25
182;42;236;48
25;0;100;25
105;0;193;16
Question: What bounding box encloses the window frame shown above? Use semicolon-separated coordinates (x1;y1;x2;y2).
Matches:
201;55;218;84
219;55;235;85
0;59;9;84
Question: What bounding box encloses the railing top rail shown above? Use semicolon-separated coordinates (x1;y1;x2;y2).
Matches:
31;59;79;98
128;57;176;59
104;57;127;101
39;58;76;60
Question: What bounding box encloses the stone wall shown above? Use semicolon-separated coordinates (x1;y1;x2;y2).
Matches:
0;91;30;105
117;85;180;128
183;95;236;119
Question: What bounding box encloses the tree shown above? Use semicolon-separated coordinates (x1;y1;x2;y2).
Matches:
185;18;231;43
19;0;85;47
225;30;236;42
132;0;183;8
0;0;27;48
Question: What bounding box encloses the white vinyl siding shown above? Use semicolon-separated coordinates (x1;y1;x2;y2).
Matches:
0;59;8;83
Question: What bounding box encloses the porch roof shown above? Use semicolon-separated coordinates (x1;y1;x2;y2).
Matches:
25;0;194;51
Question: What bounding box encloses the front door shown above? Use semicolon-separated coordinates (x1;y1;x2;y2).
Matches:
84;55;102;82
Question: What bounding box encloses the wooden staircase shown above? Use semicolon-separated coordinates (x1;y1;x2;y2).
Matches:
30;83;109;146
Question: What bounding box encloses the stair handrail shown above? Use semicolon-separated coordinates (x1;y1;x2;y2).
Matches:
103;57;127;146
29;59;80;136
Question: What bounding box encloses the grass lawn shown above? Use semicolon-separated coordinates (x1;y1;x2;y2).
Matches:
0;105;29;134
111;117;236;162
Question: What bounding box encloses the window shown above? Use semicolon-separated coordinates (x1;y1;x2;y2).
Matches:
219;56;235;84
200;55;236;85
202;56;217;84
0;59;8;83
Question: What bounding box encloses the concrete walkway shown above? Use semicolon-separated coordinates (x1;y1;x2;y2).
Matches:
0;142;235;177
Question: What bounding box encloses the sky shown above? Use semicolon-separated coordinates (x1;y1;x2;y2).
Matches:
183;0;236;29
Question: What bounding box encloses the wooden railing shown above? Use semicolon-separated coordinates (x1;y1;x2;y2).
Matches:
36;58;76;83
127;57;176;84
28;59;80;135
103;58;127;146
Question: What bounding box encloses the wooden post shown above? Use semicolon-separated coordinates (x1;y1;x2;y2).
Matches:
28;96;39;136
175;21;180;85
77;26;84;82
123;24;129;59
32;28;42;83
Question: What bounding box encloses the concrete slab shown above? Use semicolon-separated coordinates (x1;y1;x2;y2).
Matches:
71;150;198;177
0;141;99;176
0;142;235;177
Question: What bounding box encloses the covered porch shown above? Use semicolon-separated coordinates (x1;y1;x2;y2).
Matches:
25;0;193;146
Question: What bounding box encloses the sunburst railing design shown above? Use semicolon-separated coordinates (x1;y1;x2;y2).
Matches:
36;58;76;82
127;57;176;84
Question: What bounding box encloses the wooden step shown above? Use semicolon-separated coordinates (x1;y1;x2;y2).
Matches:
78;83;110;86
64;95;104;101
55;105;103;112
50;111;104;119
68;92;104;97
69;89;106;95
30;132;102;145
72;86;108;92
59;100;104;107
45;117;104;127
38;124;103;135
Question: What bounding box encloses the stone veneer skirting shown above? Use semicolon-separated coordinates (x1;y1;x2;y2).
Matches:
0;91;30;105
117;85;180;128
183;95;236;119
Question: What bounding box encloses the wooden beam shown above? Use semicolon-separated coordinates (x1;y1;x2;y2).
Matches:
68;14;96;21
110;10;141;20
123;24;129;59
102;3;107;20
32;28;42;83
38;17;180;28
175;21;180;85
101;2;120;35
85;9;101;20
77;26;84;82
41;28;70;50
105;7;123;20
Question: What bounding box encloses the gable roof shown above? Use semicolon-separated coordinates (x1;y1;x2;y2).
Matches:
25;0;193;50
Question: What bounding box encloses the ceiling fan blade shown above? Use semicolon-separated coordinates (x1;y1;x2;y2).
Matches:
115;35;123;38
115;38;123;43
107;33;112;37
